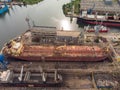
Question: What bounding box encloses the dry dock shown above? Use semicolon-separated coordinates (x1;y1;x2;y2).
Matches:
0;61;119;90
1;30;120;89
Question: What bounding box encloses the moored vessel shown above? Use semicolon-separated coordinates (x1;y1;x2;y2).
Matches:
78;11;120;27
2;27;108;62
0;3;9;15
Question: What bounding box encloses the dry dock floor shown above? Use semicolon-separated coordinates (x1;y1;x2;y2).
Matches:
0;59;119;90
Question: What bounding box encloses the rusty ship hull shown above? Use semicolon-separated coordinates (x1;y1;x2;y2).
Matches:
7;55;107;62
2;28;108;62
3;45;108;62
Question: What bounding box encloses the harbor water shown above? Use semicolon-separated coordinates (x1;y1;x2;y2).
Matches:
0;0;119;49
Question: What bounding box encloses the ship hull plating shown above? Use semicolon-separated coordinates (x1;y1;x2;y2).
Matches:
77;17;120;27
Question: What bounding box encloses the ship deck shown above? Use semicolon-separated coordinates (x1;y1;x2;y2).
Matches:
21;45;105;57
0;72;62;85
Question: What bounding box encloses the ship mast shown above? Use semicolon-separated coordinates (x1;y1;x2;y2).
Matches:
25;17;31;29
39;66;47;82
94;25;100;43
70;0;74;23
18;65;24;81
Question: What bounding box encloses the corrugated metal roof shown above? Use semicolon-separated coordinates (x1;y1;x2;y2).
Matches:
104;0;112;5
30;28;81;37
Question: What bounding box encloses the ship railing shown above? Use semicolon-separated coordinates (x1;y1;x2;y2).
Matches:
32;26;56;29
24;71;31;81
